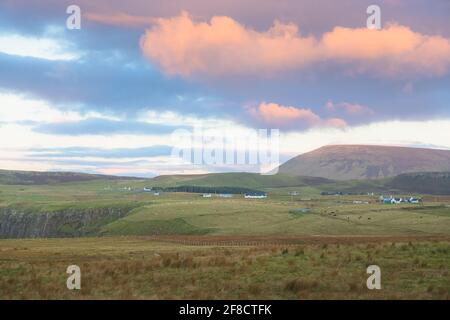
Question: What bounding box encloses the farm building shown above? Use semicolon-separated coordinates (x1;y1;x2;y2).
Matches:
321;191;343;196
380;196;422;204
407;197;422;204
202;193;212;198
244;192;267;199
353;200;369;204
218;193;233;198
381;197;398;204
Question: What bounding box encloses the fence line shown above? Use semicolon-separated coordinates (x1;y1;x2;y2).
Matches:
146;236;300;247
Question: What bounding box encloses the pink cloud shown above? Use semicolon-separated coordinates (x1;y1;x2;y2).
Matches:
140;12;318;77
321;24;450;77
140;12;450;78
248;102;346;130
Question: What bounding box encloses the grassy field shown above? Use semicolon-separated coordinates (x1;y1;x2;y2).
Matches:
0;179;151;211
0;236;448;299
0;177;449;299
1;179;449;236
100;197;450;236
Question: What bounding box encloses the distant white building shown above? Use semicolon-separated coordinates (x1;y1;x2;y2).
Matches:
244;192;267;199
218;194;233;198
353;200;369;204
408;197;421;204
202;193;212;198
143;187;152;192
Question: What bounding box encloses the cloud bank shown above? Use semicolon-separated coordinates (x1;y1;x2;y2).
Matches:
140;12;450;78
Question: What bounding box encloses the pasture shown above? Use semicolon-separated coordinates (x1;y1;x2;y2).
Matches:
0;178;449;299
0;236;448;299
1;180;449;236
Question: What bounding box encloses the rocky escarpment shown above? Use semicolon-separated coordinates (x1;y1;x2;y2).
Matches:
0;206;135;238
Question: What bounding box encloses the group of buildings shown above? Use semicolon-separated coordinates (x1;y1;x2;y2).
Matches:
379;196;422;204
138;187;424;204
143;187;160;196
143;187;268;199
202;192;268;199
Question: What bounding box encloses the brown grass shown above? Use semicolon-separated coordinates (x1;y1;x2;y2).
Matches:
0;237;448;300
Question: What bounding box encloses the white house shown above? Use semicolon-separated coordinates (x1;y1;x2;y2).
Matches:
218;193;233;198
381;196;399;204
244;192;267;199
353;200;369;204
408;197;422;204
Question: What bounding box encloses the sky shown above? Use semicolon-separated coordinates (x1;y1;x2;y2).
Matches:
0;0;449;177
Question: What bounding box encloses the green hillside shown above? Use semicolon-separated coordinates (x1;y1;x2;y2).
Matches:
387;172;450;195
100;197;450;237
1;168;449;199
150;172;332;189
1;177;449;238
0;169;142;185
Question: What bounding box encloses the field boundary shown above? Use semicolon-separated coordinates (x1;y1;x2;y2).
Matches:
139;235;450;246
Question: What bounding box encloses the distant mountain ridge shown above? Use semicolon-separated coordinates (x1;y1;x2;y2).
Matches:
278;145;450;180
0;169;142;185
1;166;449;195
